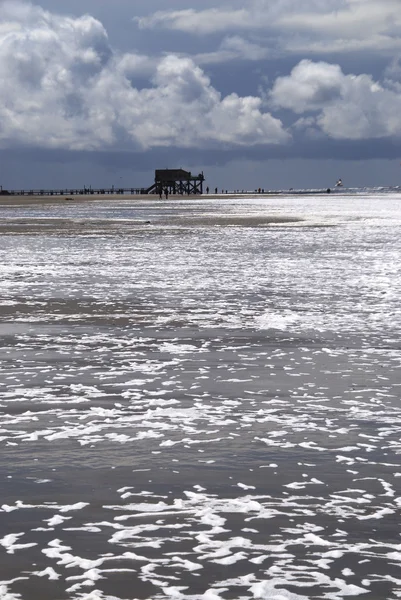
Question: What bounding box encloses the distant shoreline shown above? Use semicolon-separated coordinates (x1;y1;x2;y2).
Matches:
0;190;347;206
0;188;399;207
0;193;284;206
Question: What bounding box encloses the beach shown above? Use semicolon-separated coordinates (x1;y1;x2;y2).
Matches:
0;193;271;206
0;192;400;600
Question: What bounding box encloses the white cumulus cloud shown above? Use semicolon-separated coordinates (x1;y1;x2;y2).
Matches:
0;1;289;151
271;59;401;140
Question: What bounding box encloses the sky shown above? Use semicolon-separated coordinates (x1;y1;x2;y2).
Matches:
1;0;401;191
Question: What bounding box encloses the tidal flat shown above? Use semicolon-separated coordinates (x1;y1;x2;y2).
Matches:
0;193;400;600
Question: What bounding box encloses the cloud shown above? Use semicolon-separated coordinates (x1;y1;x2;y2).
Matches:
384;56;401;83
271;59;401;140
278;0;401;38
278;0;401;54
0;1;114;149
0;1;289;152
136;7;251;35
270;61;345;113
2;0;401;158
195;36;269;65
137;0;401;55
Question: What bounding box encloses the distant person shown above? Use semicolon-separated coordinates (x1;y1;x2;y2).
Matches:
164;187;168;199
215;187;218;194
159;188;162;200
206;186;209;194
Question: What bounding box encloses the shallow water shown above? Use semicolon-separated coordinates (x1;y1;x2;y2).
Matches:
0;194;401;600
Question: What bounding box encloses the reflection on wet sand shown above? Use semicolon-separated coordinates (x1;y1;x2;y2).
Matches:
0;194;401;599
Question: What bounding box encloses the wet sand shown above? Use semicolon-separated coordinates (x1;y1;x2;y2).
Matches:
0;193;302;235
0;193;278;207
0;193;148;206
0;194;400;600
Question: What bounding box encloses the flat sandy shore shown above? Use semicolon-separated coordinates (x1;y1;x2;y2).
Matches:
0;192;283;206
0;193;152;206
0;192;305;234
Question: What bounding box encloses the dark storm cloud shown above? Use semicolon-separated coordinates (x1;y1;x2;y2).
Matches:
2;135;400;176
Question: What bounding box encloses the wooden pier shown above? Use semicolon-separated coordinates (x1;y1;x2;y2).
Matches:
0;168;205;198
0;187;148;197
